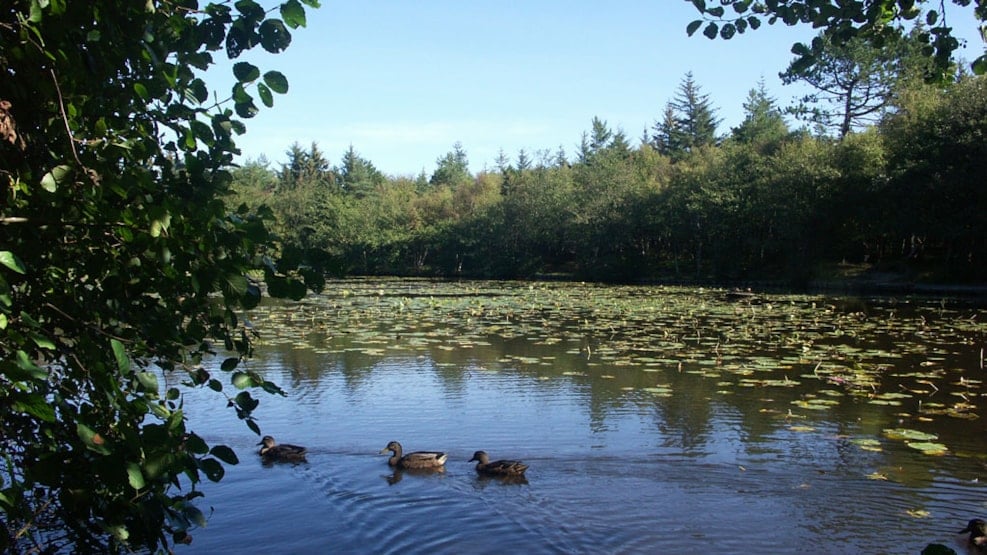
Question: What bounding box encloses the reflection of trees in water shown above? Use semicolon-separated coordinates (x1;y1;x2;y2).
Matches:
644;369;716;453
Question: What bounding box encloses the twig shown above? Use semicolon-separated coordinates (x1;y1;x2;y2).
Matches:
49;69;82;168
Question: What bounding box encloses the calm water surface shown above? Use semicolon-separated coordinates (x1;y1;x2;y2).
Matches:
175;279;987;554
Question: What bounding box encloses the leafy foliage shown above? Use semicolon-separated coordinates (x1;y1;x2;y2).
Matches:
0;0;321;552
686;0;987;79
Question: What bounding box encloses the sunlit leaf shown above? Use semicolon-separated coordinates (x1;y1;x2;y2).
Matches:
40;164;72;192
127;463;146;490
0;251;26;274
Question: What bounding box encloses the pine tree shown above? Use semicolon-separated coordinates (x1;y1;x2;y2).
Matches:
337;145;383;198
652;73;721;158
651;102;681;156
589;116;613;152
671;71;721;152
430;141;470;187
732;78;789;146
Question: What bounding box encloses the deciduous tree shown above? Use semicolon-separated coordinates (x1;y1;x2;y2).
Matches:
686;0;985;78
0;1;321;551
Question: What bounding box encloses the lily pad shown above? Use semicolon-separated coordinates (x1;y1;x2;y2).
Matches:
905;442;948;455
883;428;938;442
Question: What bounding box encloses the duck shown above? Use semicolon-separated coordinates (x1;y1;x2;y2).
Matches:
960;518;987;549
379;441;447;469
257;435;307;461
468;450;528;476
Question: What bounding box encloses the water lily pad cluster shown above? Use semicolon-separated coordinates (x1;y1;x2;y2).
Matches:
243;278;987;459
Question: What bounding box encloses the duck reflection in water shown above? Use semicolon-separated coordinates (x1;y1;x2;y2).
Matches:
475;472;529;486
385;466;446;485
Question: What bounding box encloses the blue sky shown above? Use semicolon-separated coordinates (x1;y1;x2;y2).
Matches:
209;1;984;177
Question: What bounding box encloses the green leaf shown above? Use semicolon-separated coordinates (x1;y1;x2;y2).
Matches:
261;380;285;396
234;391;259;412
221;357;240;371
29;332;55;350
232;371;255;389
188;78;209;103
225;23;248;58
40;165;72;192
137;372;159;392
15;350;47;380
224;273;249;296
107;524;129;542
973;54;987;76
235;0;265;20
134;82;149;100
263;71;289;94
13;394;57;422
259;19;292;53
720;23;736;39
257;82;273;108
209;445;240;465
77;423;112;455
186;434;209;455
232;61;260;83
0;251;26;274
111;339;130;373
126;463;146;490
703;22;719;39
199;457;225;482
184;504;208;527
149;206;171;238
686;20;703;37
281;0;307;28
28;0;42;22
235;100;259;119
149;403;171;419
691;0;705;13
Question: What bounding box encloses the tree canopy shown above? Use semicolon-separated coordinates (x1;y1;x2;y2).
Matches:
1;0;322;552
234;67;986;285
781;28;934;137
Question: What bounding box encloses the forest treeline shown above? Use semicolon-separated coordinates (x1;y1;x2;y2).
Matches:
231;65;986;286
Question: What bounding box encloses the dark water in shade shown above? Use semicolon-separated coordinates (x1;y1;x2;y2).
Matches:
173;279;987;554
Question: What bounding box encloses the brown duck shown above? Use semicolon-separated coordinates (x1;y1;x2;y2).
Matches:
468;450;528;476
379;441;447;469
960;518;987;550
257;435;307;462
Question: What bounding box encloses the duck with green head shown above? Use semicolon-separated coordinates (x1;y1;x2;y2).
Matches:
257;436;307;462
379;441;447;469
468;450;528;476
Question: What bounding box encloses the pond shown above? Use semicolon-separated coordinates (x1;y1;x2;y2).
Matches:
175;278;987;554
